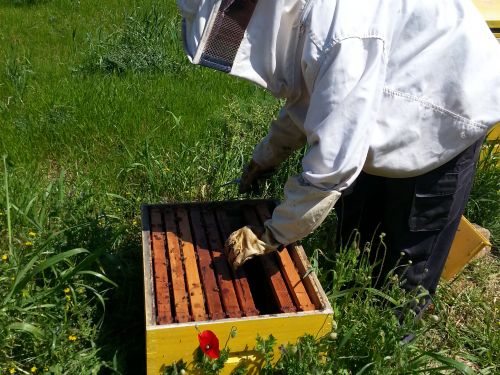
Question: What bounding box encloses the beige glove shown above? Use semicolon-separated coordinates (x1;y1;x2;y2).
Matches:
225;226;281;269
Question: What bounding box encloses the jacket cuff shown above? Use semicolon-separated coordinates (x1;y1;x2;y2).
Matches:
264;175;341;245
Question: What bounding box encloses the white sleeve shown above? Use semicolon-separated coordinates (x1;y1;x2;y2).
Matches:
252;98;308;170
265;37;387;245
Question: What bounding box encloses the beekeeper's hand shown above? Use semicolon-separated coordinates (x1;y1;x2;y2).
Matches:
238;160;275;194
224;226;281;269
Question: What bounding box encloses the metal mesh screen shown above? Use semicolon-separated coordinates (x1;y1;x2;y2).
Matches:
200;0;258;72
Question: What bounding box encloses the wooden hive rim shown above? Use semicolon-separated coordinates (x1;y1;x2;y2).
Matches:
141;200;333;327
146;308;334;330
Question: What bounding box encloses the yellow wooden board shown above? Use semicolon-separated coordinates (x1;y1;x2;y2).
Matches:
481;124;500;166
442;216;491;281
487;123;500;141
146;313;333;374
473;0;500;28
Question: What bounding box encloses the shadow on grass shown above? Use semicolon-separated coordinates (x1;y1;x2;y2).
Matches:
65;217;147;374
97;235;147;374
0;0;51;8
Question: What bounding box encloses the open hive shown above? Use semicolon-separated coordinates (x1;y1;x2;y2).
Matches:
141;199;333;374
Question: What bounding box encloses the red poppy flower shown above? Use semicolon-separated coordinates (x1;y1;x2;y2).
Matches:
198;330;220;359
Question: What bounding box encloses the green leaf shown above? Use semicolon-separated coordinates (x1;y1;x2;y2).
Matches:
338;324;357;350
77;270;118;287
8;322;44;339
3;248;89;304
106;192;130;202
57;168;66;207
364;288;398;305
32;248;89;275
420;351;475;375
356;362;374;375
3;254;39;304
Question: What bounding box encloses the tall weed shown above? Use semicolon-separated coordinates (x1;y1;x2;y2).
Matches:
80;4;185;75
0;159;116;373
1;52;33;105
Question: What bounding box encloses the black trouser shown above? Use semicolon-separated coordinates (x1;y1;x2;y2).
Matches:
336;139;483;294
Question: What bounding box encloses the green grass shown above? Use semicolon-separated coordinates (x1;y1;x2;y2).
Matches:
465;140;500;247
0;1;498;374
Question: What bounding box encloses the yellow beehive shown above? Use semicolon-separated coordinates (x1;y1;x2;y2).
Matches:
480;123;500;167
487;123;500;141
442;216;491;281
473;0;500;38
141;200;333;375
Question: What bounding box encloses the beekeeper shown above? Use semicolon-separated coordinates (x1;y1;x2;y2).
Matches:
178;0;500;297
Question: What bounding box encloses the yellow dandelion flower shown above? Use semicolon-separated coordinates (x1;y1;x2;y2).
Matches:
132;219;138;226
2;254;8;262
28;231;37;238
9;368;15;374
31;366;37;373
24;241;33;247
68;335;77;341
64;287;70;294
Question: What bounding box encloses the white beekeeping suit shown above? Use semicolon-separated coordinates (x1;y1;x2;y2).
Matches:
178;0;500;267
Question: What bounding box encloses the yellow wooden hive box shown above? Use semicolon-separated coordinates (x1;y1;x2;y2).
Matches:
443;216;492;281
473;0;500;38
141;200;334;375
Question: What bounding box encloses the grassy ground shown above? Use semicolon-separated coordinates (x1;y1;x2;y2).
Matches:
0;1;498;374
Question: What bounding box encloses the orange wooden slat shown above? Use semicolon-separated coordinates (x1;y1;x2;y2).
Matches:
190;207;226;320
276;250;315;311
150;208;173;324
287;245;323;310
242;206;296;313
215;209;259;317
163;207;190;323
176;207;207;321
202;208;242;318
255;203;315;311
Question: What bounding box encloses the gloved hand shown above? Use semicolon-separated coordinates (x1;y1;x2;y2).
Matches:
224;225;281;269
238;159;275;194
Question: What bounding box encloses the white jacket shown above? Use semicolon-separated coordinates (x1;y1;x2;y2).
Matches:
179;0;500;245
